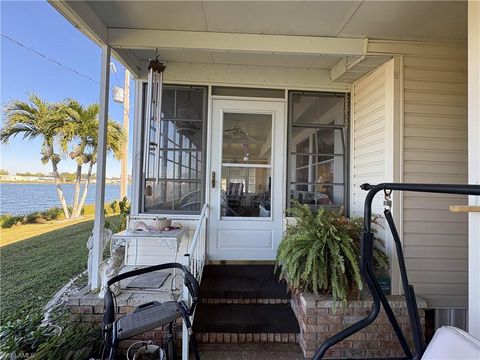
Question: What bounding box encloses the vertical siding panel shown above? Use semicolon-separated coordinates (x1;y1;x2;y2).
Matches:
369;42;469;309
351;66;388;219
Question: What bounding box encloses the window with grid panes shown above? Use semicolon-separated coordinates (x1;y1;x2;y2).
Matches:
142;85;207;213
288;92;348;211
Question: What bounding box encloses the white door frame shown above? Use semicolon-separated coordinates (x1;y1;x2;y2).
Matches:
207;98;286;260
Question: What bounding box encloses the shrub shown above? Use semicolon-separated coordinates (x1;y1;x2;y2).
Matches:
0;207;64;228
32;320;101;359
105;197;130;233
0;309;102;360
276;203;389;304
81;204;95;216
0;214;23;228
0;309;54;357
42;207;62;221
0;202;121;229
83;202;117;216
26;212;42;223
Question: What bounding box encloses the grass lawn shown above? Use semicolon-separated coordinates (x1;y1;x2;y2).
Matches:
0;216;120;322
0;215;94;247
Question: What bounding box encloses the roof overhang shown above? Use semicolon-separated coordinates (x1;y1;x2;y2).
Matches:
48;1;465;83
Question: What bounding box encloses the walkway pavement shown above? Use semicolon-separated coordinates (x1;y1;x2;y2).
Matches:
198;343;305;360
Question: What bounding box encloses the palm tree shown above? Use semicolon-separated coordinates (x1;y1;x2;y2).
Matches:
1;94;71;218
62;100;126;218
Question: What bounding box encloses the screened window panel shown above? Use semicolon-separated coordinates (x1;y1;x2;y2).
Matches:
288;91;348;211
290;184;345;207
143;85;207;213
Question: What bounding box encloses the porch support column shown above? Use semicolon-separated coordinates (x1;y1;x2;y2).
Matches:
468;0;480;338
91;44;111;290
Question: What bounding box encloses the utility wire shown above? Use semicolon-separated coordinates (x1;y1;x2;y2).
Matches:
2;33;131;116
1;33;100;84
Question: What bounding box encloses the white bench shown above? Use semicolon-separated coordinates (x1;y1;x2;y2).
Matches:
422;326;480;360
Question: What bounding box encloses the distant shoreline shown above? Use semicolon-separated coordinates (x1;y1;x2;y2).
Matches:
1;182;130;216
0;180;122;185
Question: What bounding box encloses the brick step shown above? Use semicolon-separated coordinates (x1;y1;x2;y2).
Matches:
197;343;305;359
192;303;300;342
195;332;299;344
199;297;289;304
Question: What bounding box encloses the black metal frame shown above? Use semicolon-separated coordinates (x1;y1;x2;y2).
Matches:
101;262;201;360
313;183;480;360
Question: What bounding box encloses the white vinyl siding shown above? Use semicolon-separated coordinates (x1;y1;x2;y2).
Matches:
403;53;468;309
350;65;387;218
350;59;402;294
369;41;469;309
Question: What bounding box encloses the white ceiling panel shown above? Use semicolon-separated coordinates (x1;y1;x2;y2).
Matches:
87;1;363;36
86;1;466;42
86;1;206;31
339;1;467;42
129;49;344;69
133;48;213;64
203;1;361;37
310;56;347;69
212;51;317;68
343;56;393;82
80;0;466;77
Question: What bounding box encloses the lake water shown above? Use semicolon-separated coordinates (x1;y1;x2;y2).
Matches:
0;183;131;215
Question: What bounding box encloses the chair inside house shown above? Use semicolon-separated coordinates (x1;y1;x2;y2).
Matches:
257;190;271;217
226;182;244;208
101;263;200;360
180;190;201;211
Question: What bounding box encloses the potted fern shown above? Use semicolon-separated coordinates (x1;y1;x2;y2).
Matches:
276;202;389;304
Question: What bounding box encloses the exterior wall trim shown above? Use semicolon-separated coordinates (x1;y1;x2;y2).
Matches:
467;0;480;338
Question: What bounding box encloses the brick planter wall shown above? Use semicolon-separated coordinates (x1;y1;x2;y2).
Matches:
67;288;183;355
291;292;426;359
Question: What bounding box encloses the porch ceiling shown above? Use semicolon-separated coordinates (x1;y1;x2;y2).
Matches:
131;49;343;70
86;1;466;42
51;1;465;83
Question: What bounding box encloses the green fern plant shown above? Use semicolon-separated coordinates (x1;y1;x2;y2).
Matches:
276;202;389;304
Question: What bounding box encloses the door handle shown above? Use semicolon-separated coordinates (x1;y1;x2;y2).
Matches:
211;171;216;189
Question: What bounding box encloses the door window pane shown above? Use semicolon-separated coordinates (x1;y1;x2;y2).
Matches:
221;167;271;218
221;112;273;218
222;113;272;165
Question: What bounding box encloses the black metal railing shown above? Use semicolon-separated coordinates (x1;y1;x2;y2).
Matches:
313;183;480;360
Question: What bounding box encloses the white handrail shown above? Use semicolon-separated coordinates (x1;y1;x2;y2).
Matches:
182;203;208;360
187;203;208;256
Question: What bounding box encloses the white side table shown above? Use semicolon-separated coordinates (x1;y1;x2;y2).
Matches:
112;228;187;267
99;228;188;297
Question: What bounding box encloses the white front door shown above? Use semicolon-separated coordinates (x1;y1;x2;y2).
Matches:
208;99;285;260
